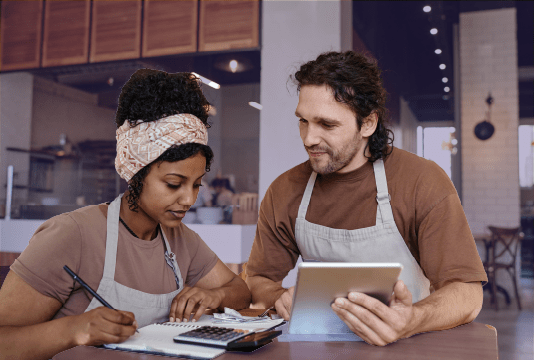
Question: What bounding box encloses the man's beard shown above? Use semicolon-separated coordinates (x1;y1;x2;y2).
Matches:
306;132;362;175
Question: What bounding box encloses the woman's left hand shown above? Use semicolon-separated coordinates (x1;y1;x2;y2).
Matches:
169;286;223;323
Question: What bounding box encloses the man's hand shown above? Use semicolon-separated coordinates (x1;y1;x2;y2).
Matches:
169;286;223;323
331;280;414;346
274;286;295;320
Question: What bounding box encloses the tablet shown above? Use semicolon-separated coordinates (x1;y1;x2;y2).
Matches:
287;262;403;335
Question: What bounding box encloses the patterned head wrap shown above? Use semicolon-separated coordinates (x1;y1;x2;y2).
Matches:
115;114;208;181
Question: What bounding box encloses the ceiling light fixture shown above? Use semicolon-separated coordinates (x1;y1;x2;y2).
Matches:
423;6;431;12
229;60;238;73
444;87;450;92
191;72;220;89
430;28;438;35
435;49;442;54
439;64;446;70
442;77;448;83
249;102;263;110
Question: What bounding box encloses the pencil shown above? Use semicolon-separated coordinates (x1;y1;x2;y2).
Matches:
63;265;139;333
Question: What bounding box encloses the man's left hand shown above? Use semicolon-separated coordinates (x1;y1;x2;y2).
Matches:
331;280;415;346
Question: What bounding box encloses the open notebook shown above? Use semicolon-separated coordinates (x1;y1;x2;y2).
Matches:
103;314;284;359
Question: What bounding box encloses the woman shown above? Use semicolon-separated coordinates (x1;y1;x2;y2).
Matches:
0;69;251;360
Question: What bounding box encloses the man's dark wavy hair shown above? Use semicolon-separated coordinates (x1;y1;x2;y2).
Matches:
116;69;214;212
292;51;394;162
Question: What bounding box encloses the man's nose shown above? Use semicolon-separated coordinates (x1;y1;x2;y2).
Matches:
302;124;321;147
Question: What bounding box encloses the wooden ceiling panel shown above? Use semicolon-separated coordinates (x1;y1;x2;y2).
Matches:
199;1;259;52
90;0;142;62
1;1;43;71
42;0;91;67
142;0;198;57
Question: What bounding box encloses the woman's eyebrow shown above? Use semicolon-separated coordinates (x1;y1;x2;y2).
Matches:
166;172;206;181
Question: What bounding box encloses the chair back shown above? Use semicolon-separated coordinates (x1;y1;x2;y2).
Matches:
487;226;522;266
232;193;259;224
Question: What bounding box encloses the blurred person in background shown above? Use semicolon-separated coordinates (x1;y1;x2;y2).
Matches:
0;69;250;360
211;177;235;207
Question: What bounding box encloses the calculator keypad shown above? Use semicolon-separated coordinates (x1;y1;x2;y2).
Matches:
173;326;251;347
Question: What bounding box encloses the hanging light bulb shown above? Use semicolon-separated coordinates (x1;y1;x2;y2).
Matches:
430;28;438;35
229;60;238;73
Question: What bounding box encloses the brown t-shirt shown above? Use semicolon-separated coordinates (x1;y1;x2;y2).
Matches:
11;204;218;319
247;147;487;290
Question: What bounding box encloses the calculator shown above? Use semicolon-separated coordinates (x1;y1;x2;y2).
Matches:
173;326;282;350
173;326;252;348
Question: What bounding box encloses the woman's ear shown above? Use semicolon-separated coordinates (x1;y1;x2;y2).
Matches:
360;112;378;138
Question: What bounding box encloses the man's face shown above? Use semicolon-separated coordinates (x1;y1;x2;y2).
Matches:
295;84;371;175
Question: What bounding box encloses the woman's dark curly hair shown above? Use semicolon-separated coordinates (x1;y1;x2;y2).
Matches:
116;69;214;212
292;51;394;162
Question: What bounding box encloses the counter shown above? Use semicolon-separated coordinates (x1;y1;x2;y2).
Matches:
0;220;256;268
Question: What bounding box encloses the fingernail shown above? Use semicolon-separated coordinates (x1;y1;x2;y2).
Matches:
133;320;138;328
176;318;181;323
169;317;174;323
332;304;340;311
183;318;188;322
349;293;358;301
192;319;196;323
335;298;345;307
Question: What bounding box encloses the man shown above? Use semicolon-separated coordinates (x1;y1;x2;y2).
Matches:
245;51;487;346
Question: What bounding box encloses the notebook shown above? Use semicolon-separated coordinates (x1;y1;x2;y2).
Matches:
103;314;285;359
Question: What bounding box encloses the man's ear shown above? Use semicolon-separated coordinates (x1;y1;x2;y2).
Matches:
360;112;378;137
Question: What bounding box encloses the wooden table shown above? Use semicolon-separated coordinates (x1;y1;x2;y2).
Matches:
53;322;498;360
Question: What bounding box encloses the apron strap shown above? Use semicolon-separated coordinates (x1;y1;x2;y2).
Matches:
103;194;122;280
161;227;184;290
297;171;317;220
373;159;395;225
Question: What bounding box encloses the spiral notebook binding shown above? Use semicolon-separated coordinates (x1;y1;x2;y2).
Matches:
158;322;200;329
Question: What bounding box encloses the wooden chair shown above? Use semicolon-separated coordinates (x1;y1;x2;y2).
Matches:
483;226;523;310
231;193;259;225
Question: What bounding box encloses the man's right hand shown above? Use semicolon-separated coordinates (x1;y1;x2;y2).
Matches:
274;286;295;320
68;307;138;347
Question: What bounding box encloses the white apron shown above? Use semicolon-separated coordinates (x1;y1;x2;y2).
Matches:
85;194;184;327
295;159;430;303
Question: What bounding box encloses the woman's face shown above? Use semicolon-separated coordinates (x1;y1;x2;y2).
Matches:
137;152;206;227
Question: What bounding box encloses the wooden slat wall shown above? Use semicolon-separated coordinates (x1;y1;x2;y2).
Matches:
0;1;43;71
199;0;259;52
42;0;91;67
142;0;198;57
90;0;142;63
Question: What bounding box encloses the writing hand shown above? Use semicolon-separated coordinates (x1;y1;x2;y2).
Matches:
69;307;137;347
274;286;294;321
169;286;223;323
331;280;414;346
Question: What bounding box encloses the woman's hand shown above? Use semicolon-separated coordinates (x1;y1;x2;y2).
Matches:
67;307;138;347
169;286;223;323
